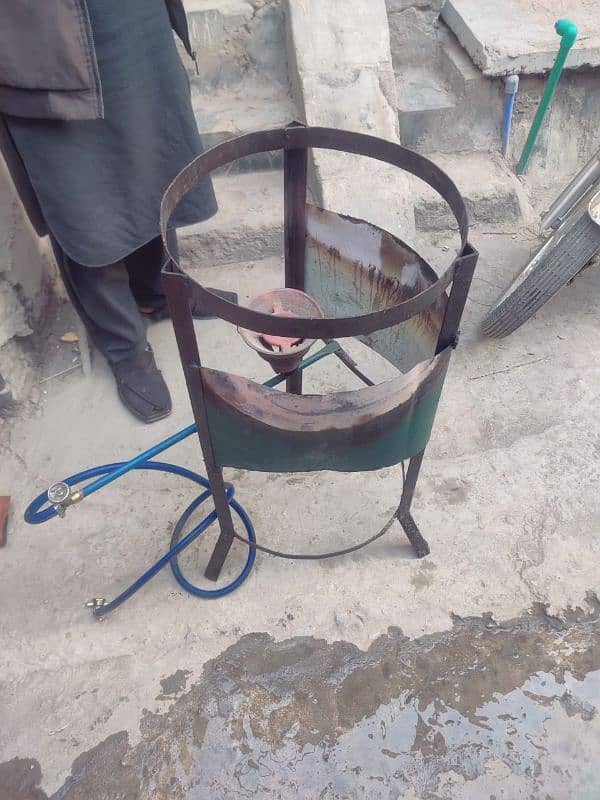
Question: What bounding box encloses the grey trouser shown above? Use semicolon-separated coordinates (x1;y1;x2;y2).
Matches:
51;233;177;365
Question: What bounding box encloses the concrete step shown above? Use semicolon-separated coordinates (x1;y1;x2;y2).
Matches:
178;170;283;268
397;68;456;114
391;15;503;154
437;24;485;93
396;65;459;150
441;0;600;76
191;82;296;174
413;151;532;231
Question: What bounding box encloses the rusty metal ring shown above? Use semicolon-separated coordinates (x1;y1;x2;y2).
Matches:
160;126;469;337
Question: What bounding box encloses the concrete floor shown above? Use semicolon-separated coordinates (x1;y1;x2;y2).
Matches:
1;225;599;798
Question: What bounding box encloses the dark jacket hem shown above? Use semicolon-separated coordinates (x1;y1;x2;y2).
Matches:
0;86;103;122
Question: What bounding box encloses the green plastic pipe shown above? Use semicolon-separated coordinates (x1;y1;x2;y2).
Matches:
517;19;578;175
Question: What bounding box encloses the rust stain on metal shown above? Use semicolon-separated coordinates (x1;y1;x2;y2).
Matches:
202;349;449;434
304;205;447;373
199;349;451;472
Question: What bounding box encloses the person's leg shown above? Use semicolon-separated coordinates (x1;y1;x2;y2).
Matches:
124;234;168;314
52;238;147;363
52;240;171;422
125;231;238;320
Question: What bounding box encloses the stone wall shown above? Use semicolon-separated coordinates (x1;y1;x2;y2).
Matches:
184;0;287;91
0;158;54;397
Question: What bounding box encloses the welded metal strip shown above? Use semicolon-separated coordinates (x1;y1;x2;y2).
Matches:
161;127;469;245
160;127;467;339
164;262;455;340
162;268;238;581
436;243;479;353
197;348;451;473
284;124;308;394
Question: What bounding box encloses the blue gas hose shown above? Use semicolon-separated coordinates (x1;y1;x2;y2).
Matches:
25;460;256;617
26;340;339;522
23;341;340;616
25;429;199;522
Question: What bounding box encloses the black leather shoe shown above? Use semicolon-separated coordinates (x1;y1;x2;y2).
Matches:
111;345;171;423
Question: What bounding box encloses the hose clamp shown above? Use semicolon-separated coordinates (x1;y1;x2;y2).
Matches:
85;597;106;610
47;482;71;518
47;482;83;518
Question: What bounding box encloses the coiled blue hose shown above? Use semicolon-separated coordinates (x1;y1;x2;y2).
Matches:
24;460;256;617
23;341;340;617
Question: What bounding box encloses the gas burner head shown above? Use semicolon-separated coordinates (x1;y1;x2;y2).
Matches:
238;289;324;374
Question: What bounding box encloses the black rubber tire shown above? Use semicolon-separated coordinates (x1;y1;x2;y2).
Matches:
482;215;600;338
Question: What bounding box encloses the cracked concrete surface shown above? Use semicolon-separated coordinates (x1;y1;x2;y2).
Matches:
0;221;599;796
513;508;554;603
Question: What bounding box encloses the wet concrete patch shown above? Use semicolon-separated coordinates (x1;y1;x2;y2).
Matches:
2;599;599;799
0;759;46;800
159;669;191;698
